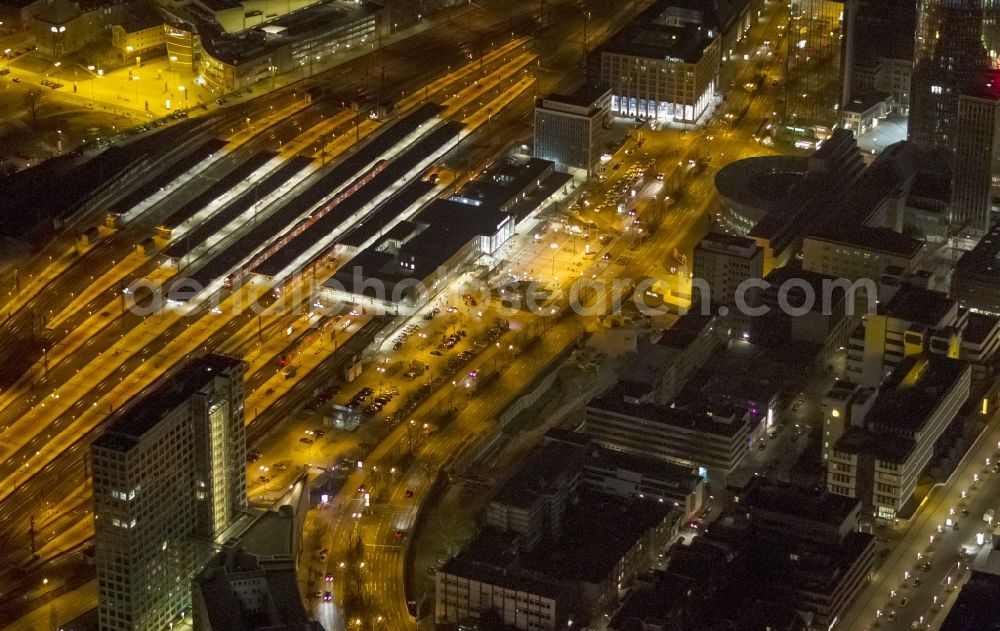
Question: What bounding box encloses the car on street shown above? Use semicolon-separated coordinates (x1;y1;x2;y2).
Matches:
405;489;414;498
323;591;332;602
394;529;405;539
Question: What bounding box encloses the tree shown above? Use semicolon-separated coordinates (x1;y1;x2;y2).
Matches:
23;91;43;126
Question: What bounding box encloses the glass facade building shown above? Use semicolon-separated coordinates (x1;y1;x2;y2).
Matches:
784;0;846;131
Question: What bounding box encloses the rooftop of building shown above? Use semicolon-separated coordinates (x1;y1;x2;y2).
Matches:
833;426;914;464
740;476;860;530
589;382;749;437
526;490;672;584
198;0;377;65
807;224;923;258
696;340;784;405
749;530;876;595
598;0;718;64
940;570;1000;631
120;7;168;33
761;264;846;311
439;529;566;599
866;356;970;435
824;379;862;404
884;284;957;326
454;157;554;214
491;440;583;509
964;311;1000;345
656;312;717;350
538;84;611;111
955;221;1000;278
93;354;243;452
326;197;509;299
695;230;760;256
714;155;810;217
195;501;317;631
584;444;701;491
238;509;294;558
843;90;889;114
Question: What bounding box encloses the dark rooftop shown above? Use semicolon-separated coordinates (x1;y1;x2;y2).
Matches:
741;477;860;529
600;2;717;65
884;284;956;326
833;426;914;464
866;356;970;436
93;354;243;452
656;312;716;350
439;529;566;599
939;570;1000;631
491;441;582;509
955;220;1000;278
526;490;671;583
963;311;1000;345
589;382;749;438
538;84;610;111
809;225;924;258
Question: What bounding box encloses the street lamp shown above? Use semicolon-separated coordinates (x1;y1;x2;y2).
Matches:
550;242;558;278
179;85;187;108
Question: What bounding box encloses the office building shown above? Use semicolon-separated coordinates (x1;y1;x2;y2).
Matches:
846;280;963;386
737;477;876;629
841;0;917;116
585;382;761;484
820;380;876;463
621;313;725;406
436;440;677;630
909;0;991;151
692;231;764;307
828;356;971;522
111;12;166;58
545;428;705;515
952;72;1000;236
92;354;247;631
952;220;1000;314
485;440;583;551
754;266;856;372
783;0;846;133
591;0;721;124
533;85;611;176
192;478;319;631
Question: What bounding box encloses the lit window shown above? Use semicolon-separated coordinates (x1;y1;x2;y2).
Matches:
931;85;943;94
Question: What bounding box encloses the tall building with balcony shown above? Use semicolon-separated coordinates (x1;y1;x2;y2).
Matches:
91;354;247;631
